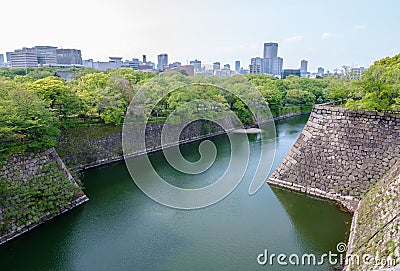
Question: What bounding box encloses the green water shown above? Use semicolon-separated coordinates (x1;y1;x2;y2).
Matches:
0;115;352;270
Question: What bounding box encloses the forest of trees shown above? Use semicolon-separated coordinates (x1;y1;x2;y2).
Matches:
0;52;399;157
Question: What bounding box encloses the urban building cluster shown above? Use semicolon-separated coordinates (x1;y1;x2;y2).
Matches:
1;46;82;68
0;43;366;79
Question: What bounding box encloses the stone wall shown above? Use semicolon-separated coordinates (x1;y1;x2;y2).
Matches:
57;112;309;171
57;119;227;170
266;103;400;270
0;148;88;245
268;103;400;211
345;159;400;270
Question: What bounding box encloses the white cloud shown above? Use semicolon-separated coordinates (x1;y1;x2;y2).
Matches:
284;35;304;43
353;25;367;30
321;32;334;40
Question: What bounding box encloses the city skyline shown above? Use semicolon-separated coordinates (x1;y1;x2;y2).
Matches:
1;0;400;72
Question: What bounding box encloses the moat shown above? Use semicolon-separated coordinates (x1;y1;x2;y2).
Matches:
0;115;352;271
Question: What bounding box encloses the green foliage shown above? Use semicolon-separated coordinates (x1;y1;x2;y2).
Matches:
285;89;316;105
0;162;80;235
344;53;400;111
108;68;155;85
27;76;82;121
0;80;60;157
76;73;127;124
2;63;378;158
246;74;333;108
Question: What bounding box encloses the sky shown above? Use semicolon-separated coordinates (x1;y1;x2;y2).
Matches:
1;0;400;72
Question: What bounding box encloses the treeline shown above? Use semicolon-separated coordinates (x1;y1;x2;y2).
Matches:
246;74;335;116
1;52;399;157
0;68;155;156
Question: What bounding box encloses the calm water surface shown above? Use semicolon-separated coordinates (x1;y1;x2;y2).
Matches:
0;115;352;270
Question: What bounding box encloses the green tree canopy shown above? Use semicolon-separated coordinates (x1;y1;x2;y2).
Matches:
27;76;82;119
285;89;316;105
0;80;60;156
345;53;400;111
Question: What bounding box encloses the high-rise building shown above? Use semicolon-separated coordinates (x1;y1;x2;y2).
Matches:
157;54;168;70
271;57;283;76
142;55;147;64
213;62;220;71
190;59;201;72
6;52;11;64
56;49;82;65
35;46;57;65
263;42;278;59
0;54;4;67
300;60;308;73
8;47;38;68
317;67;324;75
259;42;283;76
235;61;240;72
223;64;230;70
300;60;310;78
249;57;264;74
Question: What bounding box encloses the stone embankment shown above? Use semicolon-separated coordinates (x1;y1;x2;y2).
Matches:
268;103;400;210
0;148;88;245
267;102;400;270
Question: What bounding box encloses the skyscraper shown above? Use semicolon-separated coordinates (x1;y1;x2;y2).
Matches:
317;67;324;75
213;62;220;71
235;61;240;72
157;54;168;70
271;57;283;76
260;42;283;76
300;60;308;73
300;60;309;78
263;42;278;59
0;54;4;67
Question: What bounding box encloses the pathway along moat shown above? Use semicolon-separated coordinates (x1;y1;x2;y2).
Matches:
0;115;352;271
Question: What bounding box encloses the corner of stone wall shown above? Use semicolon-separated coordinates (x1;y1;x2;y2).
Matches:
0;148;88;245
268;103;400;212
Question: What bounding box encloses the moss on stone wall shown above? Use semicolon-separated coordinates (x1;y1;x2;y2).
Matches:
0;162;80;235
0;149;86;240
346;160;400;271
56;124;123;168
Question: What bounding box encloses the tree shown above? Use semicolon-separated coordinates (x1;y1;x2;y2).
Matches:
27;76;82;120
325;78;353;101
0;80;60;156
257;86;283;106
284;89;316;105
108;68;155;85
345;53;400;111
76;72;127;124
